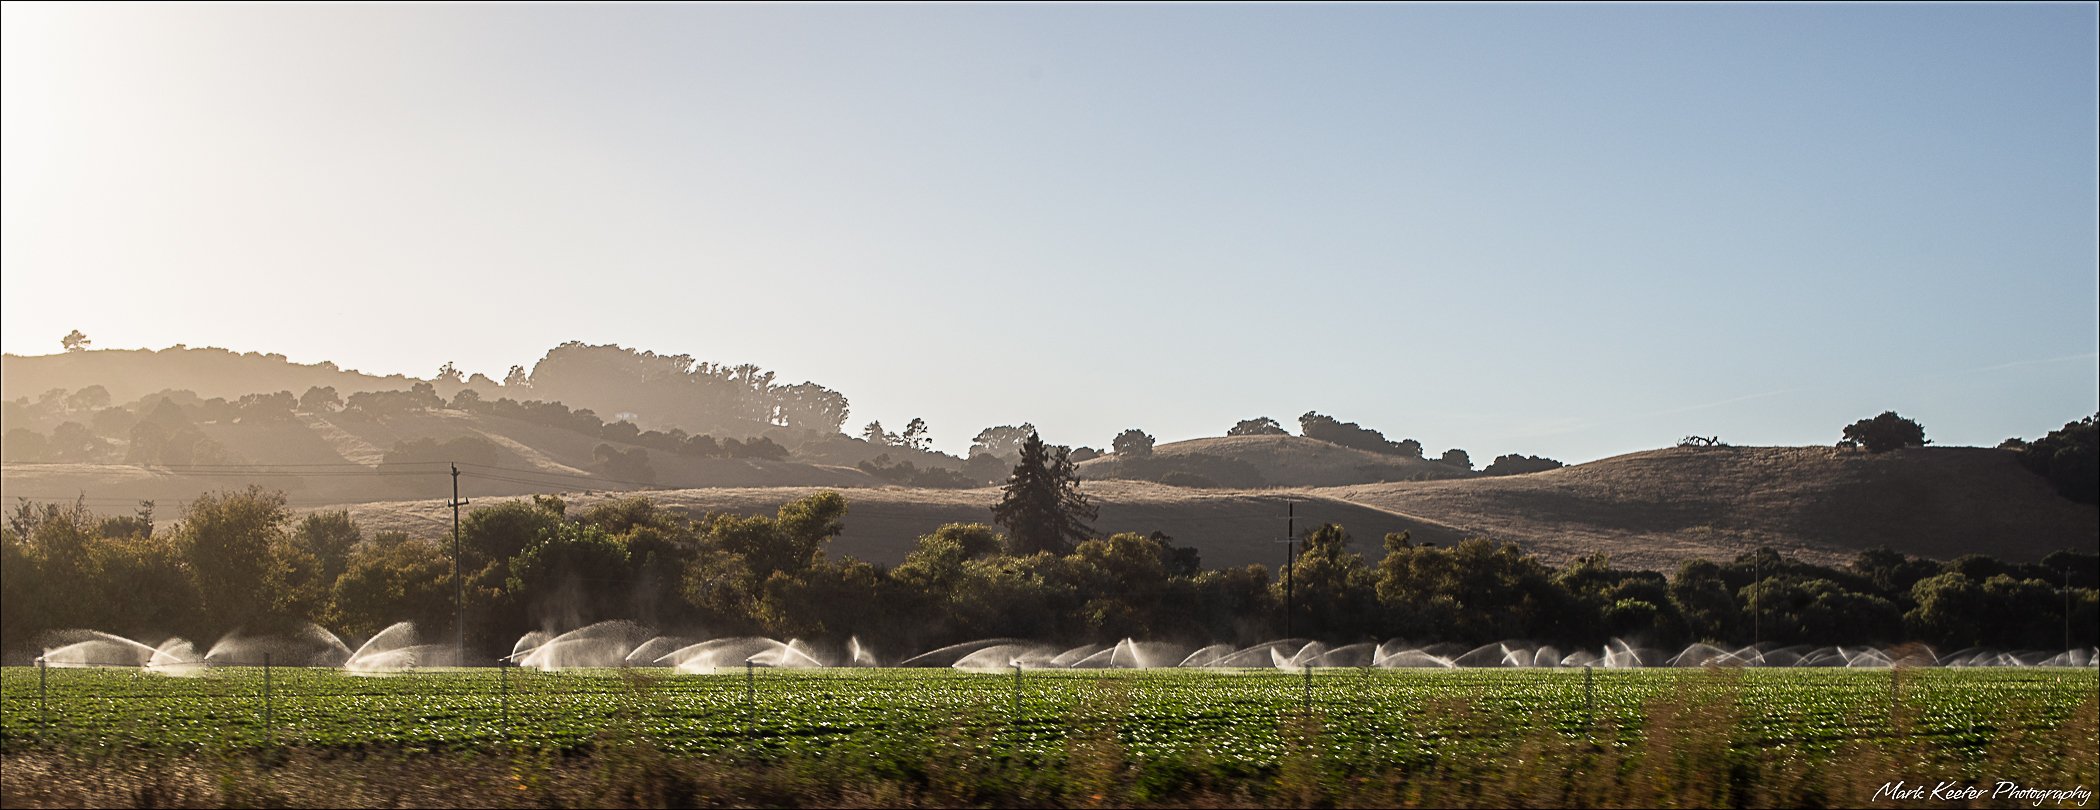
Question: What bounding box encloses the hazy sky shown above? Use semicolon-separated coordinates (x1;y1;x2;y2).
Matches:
4;3;2095;463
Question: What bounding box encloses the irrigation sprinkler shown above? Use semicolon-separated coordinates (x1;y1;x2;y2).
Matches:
745;658;757;727
1011;661;1022;718
36;655;47;729
1302;663;1313;715
1584;665;1594;718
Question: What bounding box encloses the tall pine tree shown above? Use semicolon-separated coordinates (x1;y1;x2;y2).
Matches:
992;432;1097;555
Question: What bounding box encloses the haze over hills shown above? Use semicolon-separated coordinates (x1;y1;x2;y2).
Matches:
2;343;2093;574
1;342;848;442
2;346;439;406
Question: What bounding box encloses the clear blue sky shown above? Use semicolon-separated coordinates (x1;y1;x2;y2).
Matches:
4;3;2094;463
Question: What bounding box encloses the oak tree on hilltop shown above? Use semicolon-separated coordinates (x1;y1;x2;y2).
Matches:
1839;411;1929;453
1113;428;1155;457
1227;417;1288;436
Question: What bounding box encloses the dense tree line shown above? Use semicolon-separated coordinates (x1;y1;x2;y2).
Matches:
2002;413;2099;505
1225;414;1472;474
5;488;2091;662
1227;417;1289;437
1297;412;1425;458
515;342;849;437
1482;453;1567;476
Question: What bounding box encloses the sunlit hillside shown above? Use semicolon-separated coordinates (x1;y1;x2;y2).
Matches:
1323;445;2098;570
1078;434;1478;488
321;444;2094;572
3;347;2091;573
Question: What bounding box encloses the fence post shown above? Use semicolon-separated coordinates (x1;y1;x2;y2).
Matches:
263;653;273;747
500;657;510;737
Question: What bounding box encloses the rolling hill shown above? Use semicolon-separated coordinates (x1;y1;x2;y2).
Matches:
1;346;440;405
1077;434;1478;488
1322;445;2098;571
0;407;882;509
323;444;2092;573
5;348;2091;575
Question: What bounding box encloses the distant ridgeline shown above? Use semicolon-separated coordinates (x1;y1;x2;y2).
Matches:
0;342;852;462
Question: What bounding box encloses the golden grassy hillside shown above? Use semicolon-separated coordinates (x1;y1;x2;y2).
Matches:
1323;445;2097;570
11;425;2089;574
339;444;2097;572
1079;434;1476;488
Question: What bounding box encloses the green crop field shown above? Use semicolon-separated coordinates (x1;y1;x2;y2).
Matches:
3;666;2093;759
3;666;2096;808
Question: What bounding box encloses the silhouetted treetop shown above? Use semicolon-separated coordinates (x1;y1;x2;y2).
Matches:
522;342;848;438
1113;429;1156;457
970;423;1037;463
1227;417;1288;436
1483;453;1565;476
1840;411;1929;453
993;432;1096;556
1298;411;1423;458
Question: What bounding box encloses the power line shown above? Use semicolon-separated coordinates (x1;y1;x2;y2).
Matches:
7;468;442;479
2;460;454;469
455;471;630;490
454;462;661;489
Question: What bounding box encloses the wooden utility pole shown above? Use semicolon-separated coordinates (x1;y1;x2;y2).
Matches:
449;464;470;665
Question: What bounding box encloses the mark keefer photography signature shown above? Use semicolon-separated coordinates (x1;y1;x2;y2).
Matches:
1875;781;2094;807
